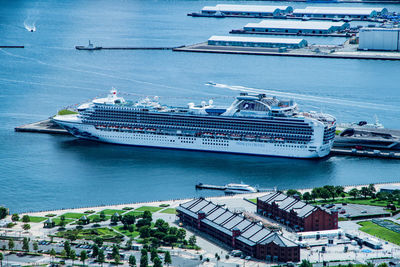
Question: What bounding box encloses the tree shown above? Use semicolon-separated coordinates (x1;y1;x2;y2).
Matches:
140;254;148;267
335;186;345;198
11;214;19;222
153;256;162;267
286;189;302;199
122;214;136;227
111;214;120;224
0;207;7;220
299;259;313;267
143;210;152;220
80;250;88;266
60;215;66;226
164;251;172;266
23;224;31;231
97;250;105;266
177;228;186;240
323;185;336;200
22;215;30;223
349;188;359;200
319;188;330;201
112;244;120;259
0;252;3;267
33;241;39;251
377;263;388;267
92;244;99;258
22;237;30;252
311;188;321;201
155;219;165;228
94;237;104;247
69;249;77;265
302;192;312;203
368;184;376;195
8;239;14;251
64;240;71;256
139;226;151;238
129;255;136;266
50;248;56;264
60;249;66;258
360;187;370;199
150;248;158;262
188;235;197;246
99;211;106;221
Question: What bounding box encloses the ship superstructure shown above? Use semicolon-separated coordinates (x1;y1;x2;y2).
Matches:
53;90;336;158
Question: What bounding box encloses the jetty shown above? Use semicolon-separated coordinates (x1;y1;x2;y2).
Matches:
14;119;68;135
0;46;24;48
75;46;181;51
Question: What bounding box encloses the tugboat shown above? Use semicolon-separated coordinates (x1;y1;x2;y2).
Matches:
75;40;101;50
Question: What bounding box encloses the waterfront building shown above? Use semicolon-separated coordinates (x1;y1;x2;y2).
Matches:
243;20;350;34
208;35;308;49
43;218;55;228
359;28;400;51
201;4;293;17
176;198;300;262
293;7;387;19
257;192;338;232
53;90;336;159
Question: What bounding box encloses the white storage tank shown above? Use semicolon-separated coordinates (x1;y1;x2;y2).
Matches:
358;28;400;51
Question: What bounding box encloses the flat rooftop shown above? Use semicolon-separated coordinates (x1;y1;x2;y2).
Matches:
294;8;376;16
245;20;348;30
209;35;306;44
202;4;292;13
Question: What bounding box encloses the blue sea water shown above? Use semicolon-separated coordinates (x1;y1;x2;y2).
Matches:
0;0;400;213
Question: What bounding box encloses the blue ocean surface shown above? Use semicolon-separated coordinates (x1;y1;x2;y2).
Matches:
0;0;400;213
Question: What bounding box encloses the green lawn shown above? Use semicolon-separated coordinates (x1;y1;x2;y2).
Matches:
52;218;75;225
88;214;111;221
21;216;48;223
248;198;257;204
135;206;163;213
111;225;140;239
358;221;400;246
61;212;87;219
315;197;399;208
160;208;177;214
57;109;78;115
124;211;144;217
100;209;125;215
56;227;124;243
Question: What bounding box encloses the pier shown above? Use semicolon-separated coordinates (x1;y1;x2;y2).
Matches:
0;46;24;48
331;148;400;159
14;119;68;135
229;29;352;38
75;46;181;51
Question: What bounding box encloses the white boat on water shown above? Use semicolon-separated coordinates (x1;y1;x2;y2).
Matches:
224;183;258;194
337;116;384;131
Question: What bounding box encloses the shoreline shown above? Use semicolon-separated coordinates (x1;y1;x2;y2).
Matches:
20;180;400;216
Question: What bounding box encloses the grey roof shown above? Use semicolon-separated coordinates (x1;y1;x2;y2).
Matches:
260;232;298;247
258;192;324;218
178;198;297;248
209;35;306;45
244;20;348;31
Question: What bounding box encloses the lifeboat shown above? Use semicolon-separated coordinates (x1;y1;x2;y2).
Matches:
260;136;270;141
275;137;285;142
202;132;213;138
134;127;144;132
146;128;157;133
216;133;226;138
244;135;256;141
230;133;241;139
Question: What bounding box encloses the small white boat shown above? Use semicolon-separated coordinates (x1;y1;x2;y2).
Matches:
224;183;258;194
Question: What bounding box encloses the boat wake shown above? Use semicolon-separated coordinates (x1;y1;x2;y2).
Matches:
24;21;36;32
207;82;397;111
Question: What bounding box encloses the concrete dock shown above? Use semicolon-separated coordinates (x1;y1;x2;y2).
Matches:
331;148;400;159
173;43;400;61
75;46;181;50
0;46;24;48
14;119;68;135
230;29;352;38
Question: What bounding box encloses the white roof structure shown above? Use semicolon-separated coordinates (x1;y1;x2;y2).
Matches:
304;6;387;13
202;4;292;13
209;35;305;45
293;7;378;16
244;20;348;31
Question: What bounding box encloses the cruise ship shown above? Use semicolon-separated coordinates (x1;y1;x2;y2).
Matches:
53;89;336;158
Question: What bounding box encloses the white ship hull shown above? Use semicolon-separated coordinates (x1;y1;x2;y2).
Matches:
54;120;333;159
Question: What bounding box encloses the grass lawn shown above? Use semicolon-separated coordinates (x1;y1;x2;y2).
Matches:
56;227;124;243
20;216;47;223
316;197;398;208
124;211;144;217
248;198;257;204
111;225;140;239
88;214;111;221
61;212;87;219
160;208;177;214
135;206;163;213
358;221;400;246
100;209;125;215
52;218;75;225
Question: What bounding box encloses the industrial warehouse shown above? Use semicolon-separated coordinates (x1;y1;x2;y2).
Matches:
257;192;338;232
208;35;308;49
198;4;293;17
359;28;400;51
293;7;388;19
176;198;300;262
241;20;350;35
